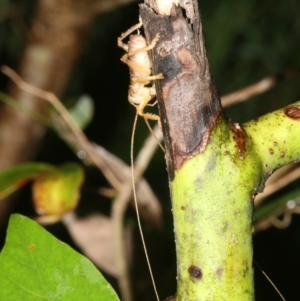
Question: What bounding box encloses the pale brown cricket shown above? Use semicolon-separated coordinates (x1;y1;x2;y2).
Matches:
118;18;163;301
118;18;164;121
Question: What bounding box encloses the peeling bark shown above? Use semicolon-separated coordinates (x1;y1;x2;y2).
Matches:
139;2;300;300
140;1;222;179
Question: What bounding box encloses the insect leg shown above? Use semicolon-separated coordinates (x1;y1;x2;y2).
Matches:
117;21;143;51
132;73;164;84
123;33;161;59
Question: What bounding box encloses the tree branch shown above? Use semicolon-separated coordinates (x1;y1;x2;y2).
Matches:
140;1;222;180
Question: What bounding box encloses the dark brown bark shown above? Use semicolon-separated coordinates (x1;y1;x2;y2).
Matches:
139;2;222;180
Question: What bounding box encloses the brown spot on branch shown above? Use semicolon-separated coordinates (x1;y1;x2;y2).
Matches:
284;105;300;120
188;265;203;280
228;120;246;157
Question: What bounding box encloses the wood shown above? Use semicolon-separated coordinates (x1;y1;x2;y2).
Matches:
140;1;222;179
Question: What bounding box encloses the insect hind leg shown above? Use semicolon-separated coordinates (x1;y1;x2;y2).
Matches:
123;33;161;59
132;73;164;85
117;20;143;50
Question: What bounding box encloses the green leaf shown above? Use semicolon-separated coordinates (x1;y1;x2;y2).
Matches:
0;214;120;301
254;188;300;221
68;95;94;129
0;163;56;200
32;163;84;217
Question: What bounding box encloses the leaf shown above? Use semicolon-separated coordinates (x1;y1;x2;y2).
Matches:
254;188;300;221
68;95;94;129
63;213;132;277
0;214;120;301
0;162;56;200
32;163;84;217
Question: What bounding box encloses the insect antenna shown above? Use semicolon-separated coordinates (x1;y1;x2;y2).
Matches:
143;117;165;152
254;260;286;301
130;113;160;301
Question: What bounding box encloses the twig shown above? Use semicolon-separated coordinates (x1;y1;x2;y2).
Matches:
255;165;300;207
112;117;164;301
254;197;300;233
221;70;299;107
0;91;50;126
111;184;134;301
1;65;122;192
148;72;297;145
133;122;163;180
1;65;163;301
94;143;163;229
221;76;276;107
3;63;298;298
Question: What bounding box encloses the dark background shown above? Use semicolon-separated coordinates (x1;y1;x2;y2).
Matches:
0;0;300;300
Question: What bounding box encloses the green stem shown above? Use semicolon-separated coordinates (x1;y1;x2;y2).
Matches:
243;101;300;173
172;116;261;300
172;102;300;300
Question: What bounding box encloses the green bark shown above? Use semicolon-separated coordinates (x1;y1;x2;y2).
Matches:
140;1;300;299
172;102;300;300
243;102;300;172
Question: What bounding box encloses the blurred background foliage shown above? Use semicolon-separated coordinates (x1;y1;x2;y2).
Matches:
0;0;299;300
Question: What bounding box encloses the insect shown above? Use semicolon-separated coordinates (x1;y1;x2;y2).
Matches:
117;18;286;301
118;17;163;301
118;17;164;123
